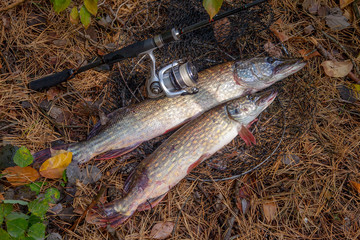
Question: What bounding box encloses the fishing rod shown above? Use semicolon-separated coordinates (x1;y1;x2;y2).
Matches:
29;0;268;98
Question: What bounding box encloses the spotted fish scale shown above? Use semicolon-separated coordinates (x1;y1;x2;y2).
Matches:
86;91;277;227
33;58;305;164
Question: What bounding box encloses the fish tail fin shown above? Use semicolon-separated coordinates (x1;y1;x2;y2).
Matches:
32;143;72;164
86;203;133;228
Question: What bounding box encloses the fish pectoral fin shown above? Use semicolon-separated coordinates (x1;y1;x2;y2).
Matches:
246;118;258;129
137;193;168;212
239;125;256;146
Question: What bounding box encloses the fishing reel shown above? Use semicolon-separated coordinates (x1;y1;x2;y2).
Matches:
145;50;199;98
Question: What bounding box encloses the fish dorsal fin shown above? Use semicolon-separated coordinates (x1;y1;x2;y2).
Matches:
87;107;127;140
239;125;256;146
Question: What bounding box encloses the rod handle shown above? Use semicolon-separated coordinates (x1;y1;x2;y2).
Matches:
29;69;74;91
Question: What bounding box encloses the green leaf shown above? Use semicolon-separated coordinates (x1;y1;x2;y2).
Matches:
44;188;60;204
52;0;71;13
6;212;29;221
28;223;45;240
62;169;67;183
84;0;98;16
28;199;49;218
0;203;13;225
13;146;33;167
203;0;223;20
5;213;29;238
3;200;28;206
0;229;12;240
80;5;91;29
29;182;47;195
70;7;79;24
28;214;42;227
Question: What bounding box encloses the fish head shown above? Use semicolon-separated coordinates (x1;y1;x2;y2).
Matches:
226;91;277;126
233;57;306;91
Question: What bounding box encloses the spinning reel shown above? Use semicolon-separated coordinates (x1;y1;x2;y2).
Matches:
145;50;199;98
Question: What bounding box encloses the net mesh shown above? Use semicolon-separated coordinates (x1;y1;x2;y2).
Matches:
109;0;285;181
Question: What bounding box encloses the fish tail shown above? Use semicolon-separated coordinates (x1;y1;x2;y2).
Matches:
86;202;134;228
32;143;72;164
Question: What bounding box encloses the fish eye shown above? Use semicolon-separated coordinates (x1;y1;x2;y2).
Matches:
266;57;276;64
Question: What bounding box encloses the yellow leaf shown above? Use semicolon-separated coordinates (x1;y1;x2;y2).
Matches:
40;151;72;179
340;0;354;9
263;201;277;222
2;166;40;186
321;60;353;77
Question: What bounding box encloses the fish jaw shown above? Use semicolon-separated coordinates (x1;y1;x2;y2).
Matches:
233;57;306;91
226;91;277;127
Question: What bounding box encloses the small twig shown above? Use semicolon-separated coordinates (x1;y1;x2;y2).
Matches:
171;193;192;237
0;0;26;12
321;30;360;75
0;51;12;73
353;0;360;20
223;208;238;240
70;186;106;231
116;63;140;102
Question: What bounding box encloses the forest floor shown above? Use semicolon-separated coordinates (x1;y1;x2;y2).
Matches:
1;0;360;239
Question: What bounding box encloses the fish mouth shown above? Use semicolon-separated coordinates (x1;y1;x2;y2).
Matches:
256;90;277;108
274;58;306;76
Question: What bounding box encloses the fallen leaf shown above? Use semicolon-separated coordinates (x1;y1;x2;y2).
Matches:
0;192;4;201
318;5;330;17
203;0;224;20
150;222;175;239
264;41;282;58
321;60;353;77
281;154;301;165
270;27;289;42
39;151;72;179
325;7;350;30
2;166;40;186
46;88;61;101
298;49;321;60
70;7;79;25
84;0;99;16
338;84;360;102
236;176;256;215
340;0;354;9
80;5;91;29
350;181;360;195
52;39;67;47
304;25;315;35
308;2;320;14
263;201;277;222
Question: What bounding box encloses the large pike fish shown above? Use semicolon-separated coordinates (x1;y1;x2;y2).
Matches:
86;91;277;227
34;57;305;164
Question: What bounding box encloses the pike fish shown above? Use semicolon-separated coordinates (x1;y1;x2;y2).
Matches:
34;57;305;164
86;91;277;227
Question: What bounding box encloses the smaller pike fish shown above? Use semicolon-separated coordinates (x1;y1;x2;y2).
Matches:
34;57;305;164
86;91;277;227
